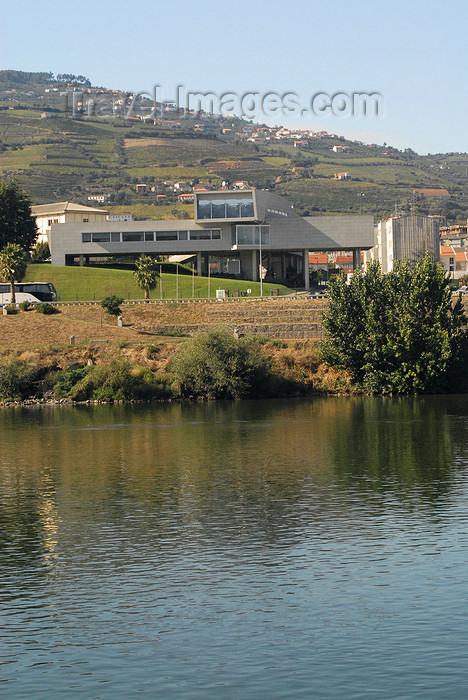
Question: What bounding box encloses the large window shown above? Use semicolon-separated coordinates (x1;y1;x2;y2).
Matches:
81;229;222;244
197;196;254;220
122;232;144;242
156;231;178;241
236;225;270;246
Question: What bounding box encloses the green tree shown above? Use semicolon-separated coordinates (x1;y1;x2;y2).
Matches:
0;243;28;304
133;256;160;300
101;294;123;316
31;241;50;261
321;255;467;394
0;182;37;251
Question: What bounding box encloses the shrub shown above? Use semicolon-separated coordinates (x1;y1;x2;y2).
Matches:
0;361;39;400
101;295;123;316
36;303;59;315
53;366;88;398
4;304;18;315
171;326;272;399
146;343;160;358
19;300;32;311
53;360;174;401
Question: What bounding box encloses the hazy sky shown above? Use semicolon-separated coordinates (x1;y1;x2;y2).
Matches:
1;0;467;154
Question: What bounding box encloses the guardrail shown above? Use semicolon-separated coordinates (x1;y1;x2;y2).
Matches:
46;294;315;307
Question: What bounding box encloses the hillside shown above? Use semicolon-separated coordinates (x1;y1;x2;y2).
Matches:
1;70;467;223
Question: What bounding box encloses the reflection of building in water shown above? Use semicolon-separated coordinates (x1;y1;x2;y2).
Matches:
38;483;61;566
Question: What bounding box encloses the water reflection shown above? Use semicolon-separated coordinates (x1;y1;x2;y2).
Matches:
0;397;467;564
1;397;468;697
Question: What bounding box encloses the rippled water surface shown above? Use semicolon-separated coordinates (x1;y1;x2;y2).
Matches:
1;396;468;698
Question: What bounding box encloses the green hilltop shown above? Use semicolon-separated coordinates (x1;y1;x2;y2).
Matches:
0;70;467;223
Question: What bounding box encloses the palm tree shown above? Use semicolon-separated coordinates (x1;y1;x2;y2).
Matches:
133;255;160;301
0;243;27;304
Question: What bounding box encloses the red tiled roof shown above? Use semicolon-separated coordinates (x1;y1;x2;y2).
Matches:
309;254;328;264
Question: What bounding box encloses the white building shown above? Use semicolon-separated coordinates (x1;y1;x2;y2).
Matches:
31;201;110;244
106;213;133;222
365;215;440;273
88;194;111;203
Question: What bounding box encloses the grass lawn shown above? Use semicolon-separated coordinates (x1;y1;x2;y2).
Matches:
24;264;291;301
107;203;194;219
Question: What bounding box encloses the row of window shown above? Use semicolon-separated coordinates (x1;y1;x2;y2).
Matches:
81;229;222;244
266;208;288;217
197;197;255;220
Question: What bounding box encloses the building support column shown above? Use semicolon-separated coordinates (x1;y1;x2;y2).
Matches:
197;251;202;276
79;255;85;267
303;249;310;290
353;248;362;270
281;253;286;281
252;250;258;281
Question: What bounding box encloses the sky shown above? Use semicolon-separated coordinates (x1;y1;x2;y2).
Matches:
1;0;467;154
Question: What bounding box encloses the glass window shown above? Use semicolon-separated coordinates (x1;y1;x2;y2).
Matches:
179;230;188;240
82;233;91;243
122;232;144;242
144;232;154;241
111;232;121;242
236;225;269;246
156;231;178;241
212;200;226;218
92;233;111;243
240;198;254;217
197;196;254;219
226;199;240;218
190;231;211;240
197;199;211;219
212;229;221;240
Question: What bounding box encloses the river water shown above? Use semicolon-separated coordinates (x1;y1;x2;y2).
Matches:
1;397;468;698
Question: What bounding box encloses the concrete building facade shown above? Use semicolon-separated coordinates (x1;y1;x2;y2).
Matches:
365;215;440;273
48;190;374;288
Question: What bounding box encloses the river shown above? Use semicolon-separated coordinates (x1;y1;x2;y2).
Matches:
1;397;468;698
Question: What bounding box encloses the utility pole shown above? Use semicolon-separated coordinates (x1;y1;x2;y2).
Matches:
259;227;263;298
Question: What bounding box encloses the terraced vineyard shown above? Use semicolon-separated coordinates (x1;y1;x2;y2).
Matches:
0;79;467;222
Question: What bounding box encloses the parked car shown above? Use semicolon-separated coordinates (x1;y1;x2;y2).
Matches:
307;291;327;299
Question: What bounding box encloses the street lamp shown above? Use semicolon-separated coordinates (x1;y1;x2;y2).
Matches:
259;225;263;298
358;192;365;214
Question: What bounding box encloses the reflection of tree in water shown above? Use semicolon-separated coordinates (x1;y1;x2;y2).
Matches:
0;397;466;564
327;396;460;503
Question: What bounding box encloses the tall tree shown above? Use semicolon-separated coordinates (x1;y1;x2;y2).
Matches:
0;243;27;304
0;182;37;251
133;256;160;300
321;255;467;394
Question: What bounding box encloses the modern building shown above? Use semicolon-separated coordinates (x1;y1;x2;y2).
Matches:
32;201;110;244
48;189;374;289
365;215;440;273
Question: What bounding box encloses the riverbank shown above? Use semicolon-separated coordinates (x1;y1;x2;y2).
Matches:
0;334;354;405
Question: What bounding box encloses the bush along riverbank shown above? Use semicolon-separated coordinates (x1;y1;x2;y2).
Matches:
0;328;355;405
